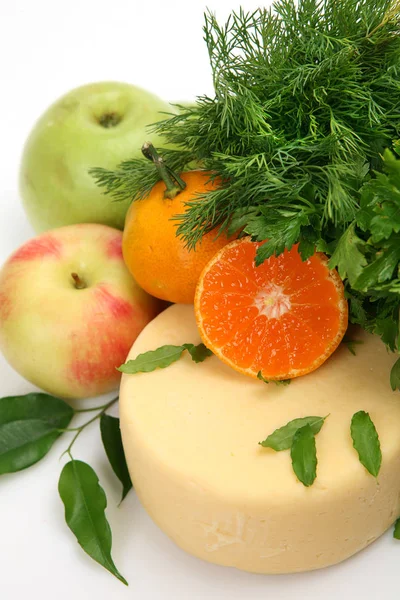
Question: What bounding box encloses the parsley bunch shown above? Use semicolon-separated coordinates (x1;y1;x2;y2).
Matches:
92;0;400;372
330;146;400;371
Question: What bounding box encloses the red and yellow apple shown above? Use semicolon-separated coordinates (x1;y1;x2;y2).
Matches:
0;224;162;399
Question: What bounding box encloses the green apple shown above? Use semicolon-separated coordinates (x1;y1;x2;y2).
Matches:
20;81;173;232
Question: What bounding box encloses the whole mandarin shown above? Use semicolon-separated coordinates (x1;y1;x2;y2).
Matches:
122;170;233;304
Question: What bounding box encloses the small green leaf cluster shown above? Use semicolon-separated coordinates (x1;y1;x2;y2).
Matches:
260;410;382;485
259;415;327;486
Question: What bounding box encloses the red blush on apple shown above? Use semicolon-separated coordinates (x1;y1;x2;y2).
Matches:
10;235;61;262
95;285;134;320
107;235;124;259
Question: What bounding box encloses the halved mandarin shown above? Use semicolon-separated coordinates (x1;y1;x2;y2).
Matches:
194;237;348;381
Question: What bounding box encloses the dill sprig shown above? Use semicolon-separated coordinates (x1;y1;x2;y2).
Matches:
157;0;400;252
93;0;400;253
90;146;194;203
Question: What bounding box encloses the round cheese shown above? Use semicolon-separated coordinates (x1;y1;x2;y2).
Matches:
119;304;400;573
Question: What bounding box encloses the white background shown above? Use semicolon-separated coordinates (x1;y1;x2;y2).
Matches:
0;1;399;598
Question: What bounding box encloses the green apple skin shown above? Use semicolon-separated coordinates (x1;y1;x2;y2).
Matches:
20;82;173;232
0;224;163;399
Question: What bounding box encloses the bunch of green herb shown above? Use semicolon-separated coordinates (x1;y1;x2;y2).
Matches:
330;145;400;379
92;0;400;374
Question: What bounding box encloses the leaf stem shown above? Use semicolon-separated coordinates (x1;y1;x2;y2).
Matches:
74;401;119;413
60;397;119;458
141;142;186;199
366;1;400;38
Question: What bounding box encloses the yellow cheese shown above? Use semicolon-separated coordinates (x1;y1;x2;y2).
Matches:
119;304;400;573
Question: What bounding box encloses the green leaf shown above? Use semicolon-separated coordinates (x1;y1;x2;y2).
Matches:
100;415;132;503
350;411;382;477
0;393;73;475
290;424;317;487
182;343;213;363
297;238;316;261
360;150;400;243
394;518;400;540
247;207;310;264
257;372;291;386
58;460;128;586
257;371;270;384
375;315;400;352
118;343;212;373
341;337;364;356
257;371;270;383
390;357;400;391
118;345;185;373
297;215;322;260
259;415;326;451
227;206;259;236
353;240;400;291
329;223;367;286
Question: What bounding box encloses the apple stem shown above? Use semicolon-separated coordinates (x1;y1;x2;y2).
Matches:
71;272;87;290
142;142;186;199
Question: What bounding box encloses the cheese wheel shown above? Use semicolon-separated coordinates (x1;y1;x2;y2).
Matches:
120;304;400;573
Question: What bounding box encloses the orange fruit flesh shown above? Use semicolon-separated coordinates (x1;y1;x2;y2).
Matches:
195;238;348;380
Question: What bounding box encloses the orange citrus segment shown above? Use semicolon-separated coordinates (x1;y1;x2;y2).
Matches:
194;237;348;380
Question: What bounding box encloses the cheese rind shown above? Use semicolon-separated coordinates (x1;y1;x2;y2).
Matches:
120;304;400;573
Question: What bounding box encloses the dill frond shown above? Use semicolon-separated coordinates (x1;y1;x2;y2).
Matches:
93;0;400;257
